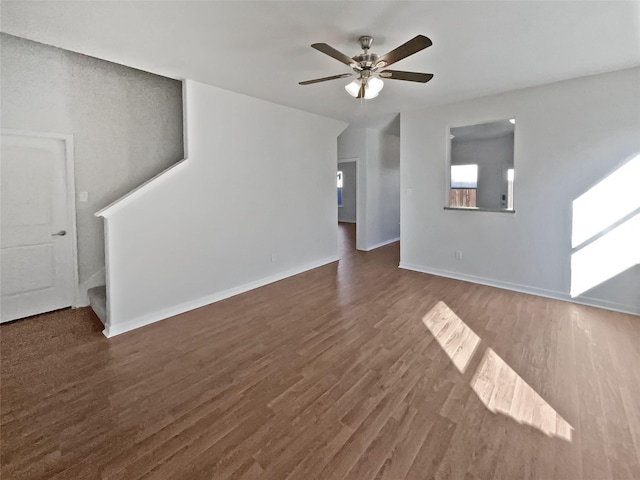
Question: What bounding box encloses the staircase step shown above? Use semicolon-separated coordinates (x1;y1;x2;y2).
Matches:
88;285;107;325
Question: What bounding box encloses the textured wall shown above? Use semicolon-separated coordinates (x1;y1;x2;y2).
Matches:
1;34;184;293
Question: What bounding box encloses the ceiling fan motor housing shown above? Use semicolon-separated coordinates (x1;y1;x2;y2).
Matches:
352;53;380;70
353;35;380;70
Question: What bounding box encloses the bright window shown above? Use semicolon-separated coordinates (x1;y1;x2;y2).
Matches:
451;164;478;188
450;164;478;207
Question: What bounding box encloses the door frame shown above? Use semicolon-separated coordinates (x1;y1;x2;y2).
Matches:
1;128;81;308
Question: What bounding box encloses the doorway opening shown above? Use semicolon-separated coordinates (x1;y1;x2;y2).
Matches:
338;158;359;256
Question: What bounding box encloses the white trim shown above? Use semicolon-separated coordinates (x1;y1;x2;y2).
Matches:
64;135;80;307
0;128;73;141
0;129;81;308
181;79;189;160
363;237;400;252
97;79;189;328
95;158;188;218
94;80;189;218
103;255;340;337
102;218;112;328
398;262;640;316
97;80;189;219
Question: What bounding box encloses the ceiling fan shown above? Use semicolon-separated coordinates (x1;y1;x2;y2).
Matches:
299;35;433;99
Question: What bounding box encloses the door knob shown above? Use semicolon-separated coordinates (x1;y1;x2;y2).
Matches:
51;230;67;237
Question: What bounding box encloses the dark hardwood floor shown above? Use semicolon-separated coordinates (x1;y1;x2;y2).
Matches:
2;223;639;479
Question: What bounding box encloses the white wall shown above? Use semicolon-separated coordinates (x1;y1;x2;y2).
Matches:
367;130;400;249
401;67;640;315
0;34;184;297
102;80;346;335
337;126;400;251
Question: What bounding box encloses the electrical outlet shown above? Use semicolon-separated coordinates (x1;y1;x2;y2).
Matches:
271;253;278;262
455;250;463;260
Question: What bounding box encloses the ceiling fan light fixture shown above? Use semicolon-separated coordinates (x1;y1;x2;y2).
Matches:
345;79;361;97
364;89;379;100
367;77;384;96
345;77;384;99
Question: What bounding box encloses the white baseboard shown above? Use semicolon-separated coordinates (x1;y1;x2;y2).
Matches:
103;255;340;337
398;262;640;316
96;158;188;218
363;237;400;252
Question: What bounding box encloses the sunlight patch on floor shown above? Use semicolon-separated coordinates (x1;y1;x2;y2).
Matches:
471;348;573;441
422;301;573;442
422;301;481;374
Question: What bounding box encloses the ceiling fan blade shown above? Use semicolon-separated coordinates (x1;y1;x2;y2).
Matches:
299;73;354;85
356;82;366;99
374;35;432;68
380;70;434;83
311;43;359;69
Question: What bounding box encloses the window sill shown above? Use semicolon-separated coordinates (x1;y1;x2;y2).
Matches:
444;206;516;214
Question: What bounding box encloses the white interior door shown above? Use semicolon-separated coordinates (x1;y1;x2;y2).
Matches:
1;132;76;322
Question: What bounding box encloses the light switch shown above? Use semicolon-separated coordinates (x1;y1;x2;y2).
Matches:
78;191;89;202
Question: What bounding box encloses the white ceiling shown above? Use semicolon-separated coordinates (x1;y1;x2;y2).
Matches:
2;1;639;128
